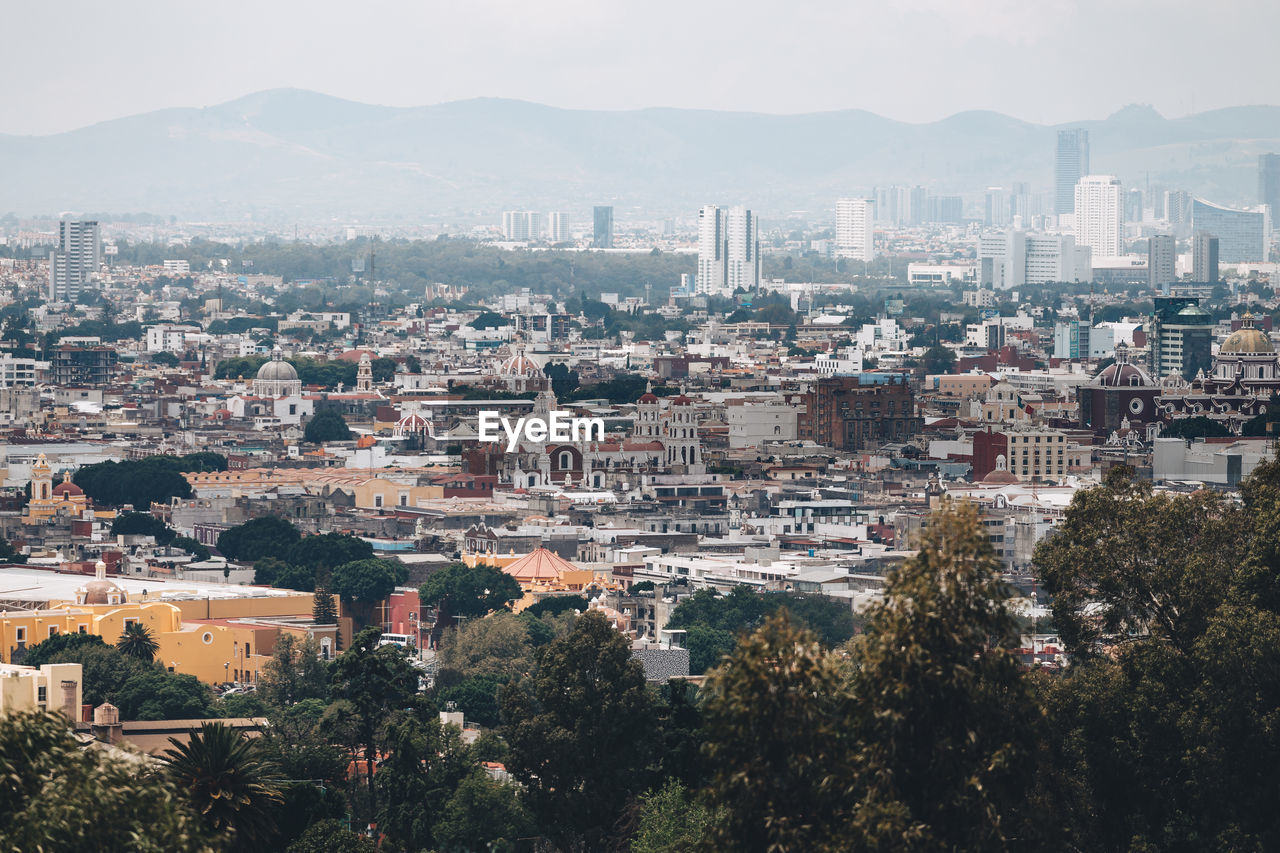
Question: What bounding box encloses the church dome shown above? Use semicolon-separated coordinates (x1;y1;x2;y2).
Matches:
1095;362;1153;387
52;477;83;497
257;352;299;382
499;353;540;377
1220;314;1274;355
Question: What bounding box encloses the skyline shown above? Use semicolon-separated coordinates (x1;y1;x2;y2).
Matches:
2;0;1278;135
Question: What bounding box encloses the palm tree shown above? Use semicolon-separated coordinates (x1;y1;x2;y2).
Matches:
115;622;160;662
162;722;284;851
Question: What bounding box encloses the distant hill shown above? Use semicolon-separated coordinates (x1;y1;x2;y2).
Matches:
3;90;1279;221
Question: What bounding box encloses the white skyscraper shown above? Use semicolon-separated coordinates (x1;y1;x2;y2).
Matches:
697;205;760;295
1074;176;1124;257
547;212;570;242
724;206;760;292
48;220;101;303
835;198;875;262
697;205;726;295
500;211;544;241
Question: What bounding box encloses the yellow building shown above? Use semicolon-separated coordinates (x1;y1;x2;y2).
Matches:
24;454;102;523
0;562;321;685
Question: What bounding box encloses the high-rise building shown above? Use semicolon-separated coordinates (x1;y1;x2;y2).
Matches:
501;211;542;241
1149;297;1213;379
1260;153;1280;215
547;212;570;242
1165;190;1192;225
724;206;761;293
1148;234;1176;288
984;187;1010;227
907;186;928;225
1074;176;1124;257
980;230;1090;288
48;220;100;303
592;206;614;248
1055;129;1090;215
1190;198;1271;263
697;205;725;295
1126;188;1145;223
835;198;875;262
1193;232;1220;282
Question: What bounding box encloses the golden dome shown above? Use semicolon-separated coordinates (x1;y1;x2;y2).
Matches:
1220;314;1274;355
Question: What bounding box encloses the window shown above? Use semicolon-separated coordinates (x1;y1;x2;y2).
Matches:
48;626;58;637
399;493;408;506
77;625;87;633
15;627;26;643
374;494;383;508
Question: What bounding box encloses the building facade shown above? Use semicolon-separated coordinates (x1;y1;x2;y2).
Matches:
802;375;920;451
1074;176;1123;257
1055;129;1090;216
836;198;875;262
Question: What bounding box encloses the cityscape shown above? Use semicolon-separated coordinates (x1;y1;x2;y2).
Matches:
4;2;1280;851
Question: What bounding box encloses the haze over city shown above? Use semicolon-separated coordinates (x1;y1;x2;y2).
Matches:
4;2;1280;852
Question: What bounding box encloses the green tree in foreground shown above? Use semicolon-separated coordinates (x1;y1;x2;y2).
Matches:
0;711;207;853
500;610;653;850
631;780;717;853
312;587;338;625
162;722;285;852
419;562;522;645
848;501;1045;851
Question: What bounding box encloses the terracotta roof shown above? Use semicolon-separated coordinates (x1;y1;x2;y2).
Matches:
503;547;578;582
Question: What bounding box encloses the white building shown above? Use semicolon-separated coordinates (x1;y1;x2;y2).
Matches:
726;402;801;448
1074;176;1124;257
836;198;875;262
146;324;202;353
501;211;544;241
981;230;1090;287
0;354;45;386
48;220;100;303
162;260;191;274
547;212;570;242
697;205;760;295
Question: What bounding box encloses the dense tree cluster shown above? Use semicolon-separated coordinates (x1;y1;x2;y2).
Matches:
303;408;352;443
74;455;228;509
218;518;377;593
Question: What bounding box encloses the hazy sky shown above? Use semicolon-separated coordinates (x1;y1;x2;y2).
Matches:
4;0;1278;135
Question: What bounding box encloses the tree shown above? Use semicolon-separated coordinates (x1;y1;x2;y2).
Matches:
163;722;285;852
111;669;216;721
291;532;374;574
521;594;588;619
116;622;160;662
500;610;653;848
304;409;352;443
419;563;522;644
432;769;535;852
180;451;229;472
170;536;210;562
543;362;580;398
286;819;376;853
112;511;177;544
21;631;107;667
74;458;193;509
0;711;207;853
217;516;301;562
436;611;534;683
701;612;854;852
631;780;717;853
329;628;420;812
847;502;1045;850
0;536;23;564
312;587;338;625
259;634;330;708
374;711;475;851
922;344;956;374
1162;415;1232;439
331;558;408;628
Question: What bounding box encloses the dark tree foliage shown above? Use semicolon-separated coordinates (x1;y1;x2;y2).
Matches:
73;458;193;509
562;372;651;404
520;594;588;619
291;532;374;573
112;512;177;545
1033;463;1280;849
170;536;210;561
436;674;506;728
20;631;107;668
0;711;207;852
312;587;338;625
1161;415;1232;439
217;516;302;561
500;611;653;849
419;563;523;642
331;558;409;627
666;585;855;673
304;409;352;443
543;362;580;398
922;344;957;374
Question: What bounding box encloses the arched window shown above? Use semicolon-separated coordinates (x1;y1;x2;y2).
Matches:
558;451;572;470
528;475;537;488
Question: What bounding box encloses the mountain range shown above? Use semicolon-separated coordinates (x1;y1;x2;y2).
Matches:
2;90;1278;222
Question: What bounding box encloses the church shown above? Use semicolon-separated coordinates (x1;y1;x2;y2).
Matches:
1157;313;1280;431
466;386;705;490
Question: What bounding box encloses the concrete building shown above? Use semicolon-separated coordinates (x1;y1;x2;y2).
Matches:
1055;129;1090;215
547;212;570;242
1260;153;1280;219
1193;232;1220;282
697;205;760;295
593;206;614;248
0;662;83;720
1074;176;1124;257
1148;234;1176;288
801;375;920;451
1191;198;1270;263
981;231;1089;288
1149;297;1213;380
48;220;101;303
836;198;875;262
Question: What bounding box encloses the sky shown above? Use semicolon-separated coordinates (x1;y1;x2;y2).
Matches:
3;0;1279;136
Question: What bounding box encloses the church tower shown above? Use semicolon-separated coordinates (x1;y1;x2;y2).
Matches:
356;352;373;392
30;453;52;502
633;382;661;439
663;391;704;473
